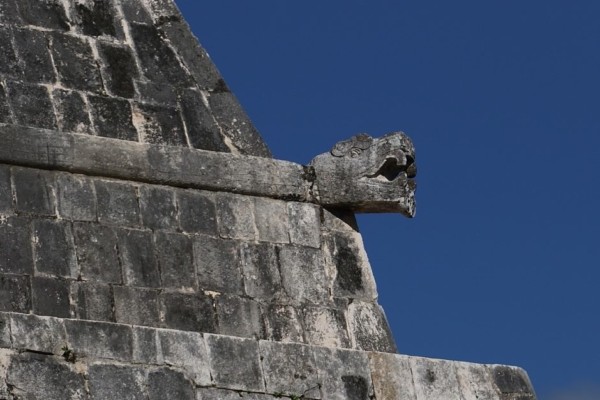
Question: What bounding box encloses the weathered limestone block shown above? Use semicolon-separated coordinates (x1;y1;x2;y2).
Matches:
157;329;211;386
0;165;11;212
263;304;305;344
176;189;218;235
6;81;57;130
314;347;373;400
73;223;121;283
288;202;321;248
71;282;114;322
12;166;56;216
278;245;328;305
240;242;282;300
0;216;33;275
369;352;417;400
491;365;536;399
179;89;230;152
410;357;463;400
50;32;104;93
0;274;31;313
55;173;97;221
254;197;290;243
133;102;187;146
10;314;66;355
12;27;55;83
17;0;70;31
32;219;77;278
31;276;71;318
194;235;243;294
215;294;264;339
53;89;94;134
64;319;133;360
155;231;196;290
88;364;147;400
113;286;160;326
88;95;139;141
139;185;178;230
98;42;139;99
347;301;397;353
132;326;158;364
160;292;216;333
148;367;196;400
456;362;502;400
95;179;140;227
117;228;160;287
302;306;350;349
216;193;256;241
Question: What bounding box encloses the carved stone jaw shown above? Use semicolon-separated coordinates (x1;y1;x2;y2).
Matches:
309;132;417;217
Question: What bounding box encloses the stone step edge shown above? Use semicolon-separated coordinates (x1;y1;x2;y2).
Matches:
0;311;536;399
0;125;311;202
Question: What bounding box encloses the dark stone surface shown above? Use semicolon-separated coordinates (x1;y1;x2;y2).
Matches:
348;302;397;353
0;0;21;24
31;276;71;318
208;92;272;158
7;355;87;400
130;22;193;87
133;102;186;146
215;295;264;339
120;0;153;24
73;0;122;38
13;27;55;83
132;326;157;364
53;89;93;134
113;286;160;326
88;95;139;141
155;231;195;290
302;306;351;348
17;0;70;31
0;216;33;275
0;164;11;212
12;167;56;216
176;189;217;235
194;235;243;294
314;347;372;400
0;83;11;124
32;219;76;278
161;292;216;333
64;319;133;360
73;222;121;283
206;335;265;391
98;42;139;98
56;173;96;221
240;243;281;300
135;80;177;106
139;185;178;230
95;180;140;226
71;281;114;322
6;81;57;129
50;32;103;92
0;312;11;348
0;26;18;78
117;228;159;287
89;364;146;400
327;233;365;297
264;304;305;344
215;193;256;241
492;366;535;394
148;368;195;400
180;89;229;152
0;273;31;313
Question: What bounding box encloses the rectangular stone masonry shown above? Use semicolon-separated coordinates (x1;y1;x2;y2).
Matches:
176;189;217;236
157;329;211;386
302;306;350;349
314;347;373;400
160;292;216;333
71;281;114;322
347;301;397;353
240;242;282;300
32;219;76;278
73;222;121;283
0;83;11;124
88;95;139;141
263;304;305;344
136;80;178;107
179;89;229;152
71;0;124;38
0;26;18;78
369;352;417;400
0;274;31;313
206;334;264;392
53;89;94;134
133;102;187;146
88;364;147;400
98;42;139;98
7;81;57;130
491;365;536;397
216;193;256;241
288;202;321;249
10;314;66;355
113;286;160;326
0;216;33;275
456;362;502;400
254;197;289;244
148;367;196;400
155;231;196;290
215;294;264;339
118;228;159;288
12;166;56;216
12;28;55;83
95;179;140;227
17;0;70;30
139;185;178;230
50;32;103;92
31;276;71;318
132;326;158;364
278;245;328;305
65;319;133;360
410;357;463;400
194;235;243;294
55;172;96;221
0;165;11;213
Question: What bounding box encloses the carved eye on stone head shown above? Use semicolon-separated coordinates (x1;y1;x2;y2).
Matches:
350;147;363;157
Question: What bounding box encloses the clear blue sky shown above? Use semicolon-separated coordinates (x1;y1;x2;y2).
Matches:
175;1;600;398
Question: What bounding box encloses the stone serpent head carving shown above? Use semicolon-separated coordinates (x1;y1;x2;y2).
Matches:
309;132;417;217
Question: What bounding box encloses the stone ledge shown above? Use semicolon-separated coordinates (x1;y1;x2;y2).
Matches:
0;125;308;201
0;311;536;399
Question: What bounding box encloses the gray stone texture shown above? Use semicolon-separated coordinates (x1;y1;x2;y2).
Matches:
278;245;328;305
369;352;417;400
207;334;264;392
50;32;103;92
133;102;186;146
0;274;31;313
254;197;289;243
31;276;71;318
6;81;57;130
303;306;350;349
89;95;139;141
12;27;56;83
194;235;243;294
73;222;121;283
157;329;211;385
264;304;305;344
56;173;97;221
176;189;217;235
12;167;55;216
148;368;195;400
10;314;66;355
180;89;229;152
216;193;256;241
0;165;11;213
98;42;139;98
314;347;373;400
241;243;282;300
155;231;196;290
113;286;160;326
118;228;160;287
88;364;146;400
53;89;94;134
65;319;133;360
0;216;33;275
161;292;216;333
71;281;114;322
32;219;76;278
215;294;264;339
288;202;321;248
139;185;178;230
347;301;397;353
95;180;140;227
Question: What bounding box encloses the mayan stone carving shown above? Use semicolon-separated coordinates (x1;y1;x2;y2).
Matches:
310;132;417;216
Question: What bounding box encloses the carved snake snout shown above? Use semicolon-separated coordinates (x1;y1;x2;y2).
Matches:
367;153;417;183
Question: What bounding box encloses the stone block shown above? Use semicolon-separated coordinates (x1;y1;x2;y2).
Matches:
155;231;196;290
10;314;66;354
264;304;304;344
196;388;254;400
118;228;159;287
148;367;195;400
0;83;10;124
216;193;256;241
321;209;359;233
0;165;10;213
12;167;56;216
259;341;320;398
72;0;123;38
71;281;114;322
410;357;463;400
50;32;103;92
7;355;87;400
0;274;31;313
0;313;10;348
7;80;57;130
302;306;350;349
161;292;216;333
455;363;500;400
130;22;193;87
53;89;94;134
254;197;289;243
132;326;157;364
288;202;321;248
113;286;160;326
0;0;20;24
491;365;536;395
17;0;70;30
369;353;416;400
73;222;121;283
32;276;71;318
180;89;229;152
208;92;272;158
347;301;397;353
314;347;372;400
32;219;77;278
133;102;186;146
206;334;264;392
0;27;18;78
65;319;133;360
194;235;243;294
95;179;140;227
176;189;217;235
98;42;138;98
139;185;178;230
157;329;211;385
324;232;377;301
120;0;153;24
0;216;33;275
216;295;264;339
136;80;178;106
56;173;96;221
12;28;55;83
278;245;328;304
88;95;139;141
89;364;146;400
240;243;281;300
